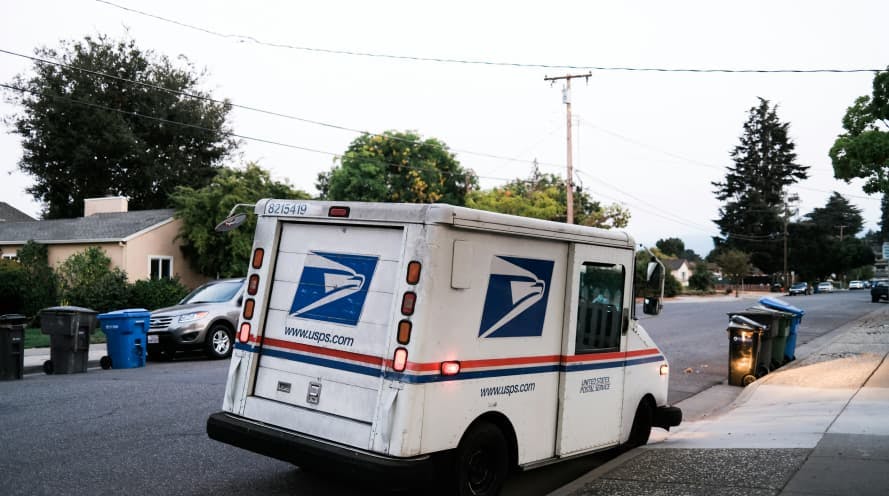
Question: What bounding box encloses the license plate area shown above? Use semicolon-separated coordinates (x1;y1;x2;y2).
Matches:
147;334;159;344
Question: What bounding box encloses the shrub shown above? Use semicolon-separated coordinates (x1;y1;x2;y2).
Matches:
664;272;682;297
18;241;58;316
57;247;130;313
0;259;27;315
688;263;716;292
129;278;190;310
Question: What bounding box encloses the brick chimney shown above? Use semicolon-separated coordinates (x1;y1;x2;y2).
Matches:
84;196;128;217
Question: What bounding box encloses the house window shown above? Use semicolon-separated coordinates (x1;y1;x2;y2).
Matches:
1;253;17;261
149;256;173;280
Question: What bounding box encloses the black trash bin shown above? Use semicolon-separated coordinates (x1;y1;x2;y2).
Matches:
0;314;27;380
727;314;769;387
39;306;98;374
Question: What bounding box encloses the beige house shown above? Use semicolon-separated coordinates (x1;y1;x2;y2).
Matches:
0;197;206;289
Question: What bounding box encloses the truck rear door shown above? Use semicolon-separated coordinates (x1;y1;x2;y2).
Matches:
251;222;403;436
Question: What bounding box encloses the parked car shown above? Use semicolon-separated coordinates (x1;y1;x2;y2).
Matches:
147;278;245;360
849;280;864;290
788;282;811;296
872;279;889;303
816;281;834;293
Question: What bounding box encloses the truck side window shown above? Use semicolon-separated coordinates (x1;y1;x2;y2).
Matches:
575;262;625;354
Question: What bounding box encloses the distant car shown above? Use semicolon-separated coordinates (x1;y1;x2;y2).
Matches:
848;280;864;290
770;282;783;292
872;280;889;303
788;282;811;296
816;282;834;293
147;278;245;360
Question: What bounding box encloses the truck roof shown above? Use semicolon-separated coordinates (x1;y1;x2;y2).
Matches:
256;199;634;249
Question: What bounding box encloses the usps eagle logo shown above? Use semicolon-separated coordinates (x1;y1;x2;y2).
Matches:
289;251;379;326
478;256;554;338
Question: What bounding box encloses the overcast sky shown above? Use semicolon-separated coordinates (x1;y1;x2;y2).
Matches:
2;0;888;255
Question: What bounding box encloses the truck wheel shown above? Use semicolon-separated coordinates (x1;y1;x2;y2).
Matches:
454;422;508;496
626;398;653;448
205;325;233;359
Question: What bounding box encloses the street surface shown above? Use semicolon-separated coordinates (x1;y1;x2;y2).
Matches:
0;290;878;495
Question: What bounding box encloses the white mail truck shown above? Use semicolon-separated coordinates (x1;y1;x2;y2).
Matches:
207;199;681;496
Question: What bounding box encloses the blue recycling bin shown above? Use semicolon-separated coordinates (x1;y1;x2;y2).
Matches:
97;308;150;369
758;297;805;362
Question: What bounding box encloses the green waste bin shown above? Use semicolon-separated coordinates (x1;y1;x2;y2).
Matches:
726;314;769;386
746;305;793;370
0;314;27;380
39;306;98;374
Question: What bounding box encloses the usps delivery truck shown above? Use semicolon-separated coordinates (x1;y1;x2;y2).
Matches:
207;199;681;496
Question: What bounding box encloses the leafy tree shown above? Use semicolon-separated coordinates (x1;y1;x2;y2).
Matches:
318;130;476;205
656;238;685;257
663;272;682;297
466;167;630;228
4;35;237;218
680;248;703;263
830;69;889;194
688;263;715;292
17;241;58;316
713;98;808;274
788;193;874;281
129;277;189;310
881;194;889;242
171;163;310;278
56;247;129;312
714;249;751;294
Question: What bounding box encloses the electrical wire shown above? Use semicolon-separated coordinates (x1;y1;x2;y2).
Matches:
0;82;513;184
95;0;885;74
0;48;564;170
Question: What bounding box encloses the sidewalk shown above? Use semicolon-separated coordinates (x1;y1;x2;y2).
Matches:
551;306;889;496
22;343;106;374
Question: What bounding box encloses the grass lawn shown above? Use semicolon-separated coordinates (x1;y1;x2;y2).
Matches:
24;327;107;349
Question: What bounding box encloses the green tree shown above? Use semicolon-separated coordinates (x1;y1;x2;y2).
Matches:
0;259;27;315
171;163;310;278
57;247;129;312
713;98;808;274
688;263;715;292
830;69;889;194
17;240;58;316
656;238;685;257
806;192;864;237
881;194;889;242
5;35;238;219
317;130;476;205
466;167;630;228
714;249;751;295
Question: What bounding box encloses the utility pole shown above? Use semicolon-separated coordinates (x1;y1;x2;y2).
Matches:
544;72;591;224
783;198;789;290
836;224;848;289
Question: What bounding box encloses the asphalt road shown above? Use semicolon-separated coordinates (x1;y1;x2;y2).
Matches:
0;290;878;496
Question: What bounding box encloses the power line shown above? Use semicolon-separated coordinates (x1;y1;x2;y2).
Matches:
0;48;563;170
0;82;512;184
95;0;884;74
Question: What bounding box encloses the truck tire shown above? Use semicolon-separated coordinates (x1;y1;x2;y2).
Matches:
626;398;653;448
454;422;508;496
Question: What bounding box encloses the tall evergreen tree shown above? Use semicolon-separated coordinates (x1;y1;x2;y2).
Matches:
712;98;808;273
806;192;863;237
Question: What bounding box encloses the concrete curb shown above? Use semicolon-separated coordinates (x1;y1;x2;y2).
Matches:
547;448;648;496
22;359;102;375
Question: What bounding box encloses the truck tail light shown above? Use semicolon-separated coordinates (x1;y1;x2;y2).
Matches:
252;248;265;269
393;347;408;372
397;320;412;345
328;206;350;217
660;364;669;376
238;322;251;343
401;292;416;316
243;299;255;320
247;274;259;295
440;361;460;376
406;261;421;284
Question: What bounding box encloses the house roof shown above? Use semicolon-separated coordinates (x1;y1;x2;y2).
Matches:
0;202;35;223
0;209;175;245
664;258;688;271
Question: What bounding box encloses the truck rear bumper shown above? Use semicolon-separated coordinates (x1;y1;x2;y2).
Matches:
206;412;435;487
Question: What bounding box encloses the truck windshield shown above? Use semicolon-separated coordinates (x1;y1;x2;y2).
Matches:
181;280;244;304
